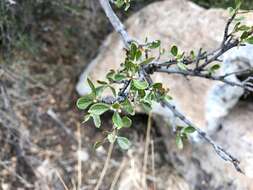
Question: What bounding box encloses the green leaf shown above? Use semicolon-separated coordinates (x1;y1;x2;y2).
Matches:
132;79;149;90
234;16;245;22
122;116;132;128
106;70;116;81
88;103;110;115
76;95;94;110
107;133;116;143
182;126;196;134
109;86;117;97
176;126;184;130
152;83;163;90
233;22;241;32
246;36;253;44
160;48;165;55
117;136;131;150
97;80;108;85
115;0;124;8
228;7;235;15
138;89;146;98
210;64;220;71
92;114;101;128
235;0;242;10
130;42;138;52
176;134;183;149
241;31;250;40
125;60;139;73
112;112;123;129
82;114;91;123
237;25;251;31
209;64;221;75
112;102;121;110
129;42;142;60
124;2;130;11
144;92;154;104
146;92;156;102
140;101;152;113
87;78;96;94
121;99;135;115
140;57;155;65
95;86;106;97
171;45;178;56
114;73;126;81
149;40;161;49
190;50;195;59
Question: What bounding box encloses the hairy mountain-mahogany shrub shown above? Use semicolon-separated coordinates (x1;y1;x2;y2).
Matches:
77;0;253;171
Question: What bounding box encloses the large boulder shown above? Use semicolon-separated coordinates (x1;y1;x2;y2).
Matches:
76;0;253;189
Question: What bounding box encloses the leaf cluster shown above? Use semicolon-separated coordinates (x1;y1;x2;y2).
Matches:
77;0;253;151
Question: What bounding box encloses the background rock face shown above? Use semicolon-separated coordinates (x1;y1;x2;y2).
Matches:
77;0;253;189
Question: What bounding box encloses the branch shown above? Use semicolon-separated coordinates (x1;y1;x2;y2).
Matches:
161;101;242;173
99;0;132;48
99;0;244;172
152;67;253;91
222;11;237;48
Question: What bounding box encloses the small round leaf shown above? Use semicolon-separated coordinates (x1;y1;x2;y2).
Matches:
122;116;132;128
112;112;123;129
88;103;110;115
117;136;131;150
76;95;94;110
92;114;101;128
132;79;149;90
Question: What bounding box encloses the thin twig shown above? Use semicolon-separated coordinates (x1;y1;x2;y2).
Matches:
94;141;114;190
109;157;127;190
77;123;82;190
161;101;243;173
99;0;132;47
154;67;249;90
47;108;78;144
151;140;156;190
142;112;152;189
222;11;237;48
0;161;33;188
55;170;69;190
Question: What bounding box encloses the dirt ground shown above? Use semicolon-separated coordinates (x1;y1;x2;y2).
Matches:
0;44;173;189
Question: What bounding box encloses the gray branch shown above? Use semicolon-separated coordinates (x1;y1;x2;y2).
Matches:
99;0;244;172
153;67;253;91
99;0;132;48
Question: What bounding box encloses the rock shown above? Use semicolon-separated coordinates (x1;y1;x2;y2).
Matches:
76;0;253;189
157;102;253;190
